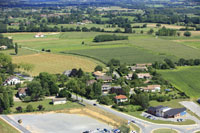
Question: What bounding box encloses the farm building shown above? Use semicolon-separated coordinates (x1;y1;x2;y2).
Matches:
0;45;7;50
63;70;72;77
18;88;27;97
3;76;21;86
115;95;128;104
130;66;148;72
34;33;45;38
52;98;66;105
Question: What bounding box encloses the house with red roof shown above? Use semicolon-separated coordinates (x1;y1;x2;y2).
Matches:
115;95;128;104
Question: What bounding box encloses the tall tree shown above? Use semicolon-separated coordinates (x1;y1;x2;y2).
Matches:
15;43;18;55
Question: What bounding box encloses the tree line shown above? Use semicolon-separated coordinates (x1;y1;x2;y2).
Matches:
93;34;128;42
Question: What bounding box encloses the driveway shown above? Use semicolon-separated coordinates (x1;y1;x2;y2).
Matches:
180;101;200;118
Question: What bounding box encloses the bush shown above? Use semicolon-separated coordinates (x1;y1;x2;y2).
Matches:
16;106;23;113
26;104;34;112
94;65;103;71
37;105;45;111
184;31;191;37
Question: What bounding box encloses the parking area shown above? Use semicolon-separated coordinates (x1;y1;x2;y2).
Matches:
180;101;200;118
8;113;112;133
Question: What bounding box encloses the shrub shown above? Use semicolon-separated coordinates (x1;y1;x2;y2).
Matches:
26;104;34;112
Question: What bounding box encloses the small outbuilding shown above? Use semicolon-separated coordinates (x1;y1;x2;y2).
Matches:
52;98;66;105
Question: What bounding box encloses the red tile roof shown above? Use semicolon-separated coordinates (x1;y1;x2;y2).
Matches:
115;95;127;99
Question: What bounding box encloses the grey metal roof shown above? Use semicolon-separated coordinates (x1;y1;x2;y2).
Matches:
164;108;186;116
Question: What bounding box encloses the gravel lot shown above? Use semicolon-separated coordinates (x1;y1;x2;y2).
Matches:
8;113;112;133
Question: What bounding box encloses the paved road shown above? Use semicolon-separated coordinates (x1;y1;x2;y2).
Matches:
72;94;200;133
180;101;200;118
0;115;31;133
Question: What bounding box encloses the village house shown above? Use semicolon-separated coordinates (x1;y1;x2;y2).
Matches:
101;84;111;94
3;76;21;86
124;73;132;80
18;88;27;98
86;80;97;86
136;63;152;67
137;73;151;79
82;20;92;24
0;45;8;50
130;66;148;72
93;71;105;77
115;95;128;104
147;105;187;118
77;22;85;25
96;75;112;83
10;23;20;26
52;98;66;105
141;85;161;92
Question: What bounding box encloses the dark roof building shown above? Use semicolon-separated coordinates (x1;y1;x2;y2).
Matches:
164;108;186;118
147;105;164;115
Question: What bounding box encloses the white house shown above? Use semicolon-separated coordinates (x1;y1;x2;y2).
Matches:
156;106;171;117
52;98;66;105
101;84;111;94
34;33;45;38
141;85;161;92
3;76;21;86
0;45;8;50
137;73;151;79
115;95;128;104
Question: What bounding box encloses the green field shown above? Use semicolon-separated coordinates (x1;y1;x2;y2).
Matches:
0;118;19;133
3;31;200;66
159;66;200;98
153;128;177;133
12;99;82;112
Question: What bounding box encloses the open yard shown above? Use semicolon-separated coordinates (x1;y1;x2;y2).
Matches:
158;66;200;99
11;99;82;112
12;53;98;76
8;113;112;133
0;118;19;133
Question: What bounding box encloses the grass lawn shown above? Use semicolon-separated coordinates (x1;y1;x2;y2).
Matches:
12;53;99;76
0;48;37;56
150;99;185;108
12;99;82;113
153;128;178;133
0;118;20;133
158;66;200;99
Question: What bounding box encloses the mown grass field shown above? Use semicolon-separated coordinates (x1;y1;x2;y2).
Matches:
11;99;82;112
12;53;98;76
153;128;178;133
0;118;19;133
158;66;200;99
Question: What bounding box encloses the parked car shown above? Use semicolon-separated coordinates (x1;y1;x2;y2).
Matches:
93;103;97;106
131;120;136;123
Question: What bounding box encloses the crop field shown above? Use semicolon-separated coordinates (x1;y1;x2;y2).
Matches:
158;66;200;99
66;46;175;64
12;53;98;76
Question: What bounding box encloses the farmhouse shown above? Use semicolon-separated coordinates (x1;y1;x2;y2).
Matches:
141;85;161;92
137;73;151;79
0;45;8;50
18;88;27;97
93;71;105;77
101;84;111;94
52;98;66;105
115;95;128;104
3;76;21;86
96;75;112;83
